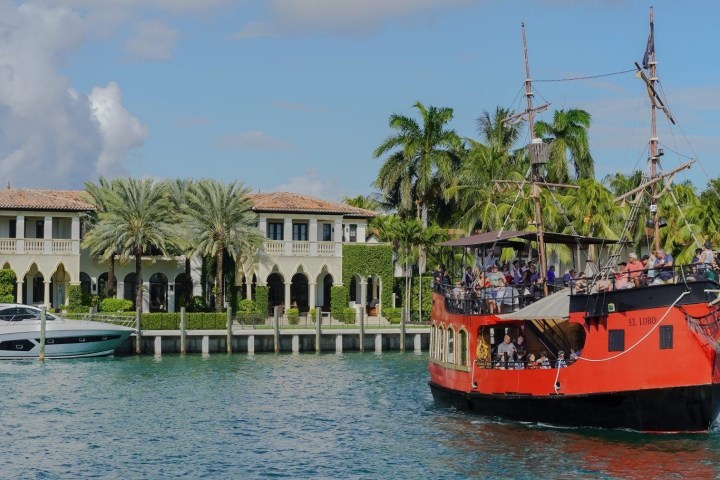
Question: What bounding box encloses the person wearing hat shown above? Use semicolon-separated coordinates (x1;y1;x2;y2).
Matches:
627;252;644;287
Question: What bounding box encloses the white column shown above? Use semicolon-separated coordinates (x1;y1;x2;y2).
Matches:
44;216;52;254
16;280;23;303
309;218;318;256
142;281;150;312
43;280;50;308
309;282;316;310
333;219;342;256
71;216;80;254
246;279;252;300
292;334;299;353
375;333;383;353
284;218;293;255
357;223;367;243
154;336;162;356
116;281;124;300
258;217;267;237
168;288;175;313
16;215;25;253
359;279;367;314
284;280;291;311
247;335;255;354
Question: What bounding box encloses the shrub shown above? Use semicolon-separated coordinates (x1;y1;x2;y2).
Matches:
255;286;269;317
308;307;318;322
237;299;257;314
383;307;402;324
0;269;16;301
100;298;133;312
342;307;357;324
330;286;348;322
286;308;300;325
68;285;84;309
189;295;207;312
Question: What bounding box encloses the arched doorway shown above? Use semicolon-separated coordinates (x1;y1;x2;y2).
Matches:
267;273;284;314
149;272;168;312
290;273;309;312
80;272;91;296
98;272;118;300
32;273;44;305
123;273;137;307
349;276;357;302
322;273;333;312
51;264;71;308
174;273;193;312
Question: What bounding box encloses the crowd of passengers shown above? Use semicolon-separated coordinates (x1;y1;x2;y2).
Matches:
484;334;580;370
433;241;720;301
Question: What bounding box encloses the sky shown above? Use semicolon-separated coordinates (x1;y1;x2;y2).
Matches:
0;0;719;201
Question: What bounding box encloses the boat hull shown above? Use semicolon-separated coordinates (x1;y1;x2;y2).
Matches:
0;323;134;359
429;381;720;432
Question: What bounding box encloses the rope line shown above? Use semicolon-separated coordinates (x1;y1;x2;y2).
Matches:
534;68;636;83
576;290;690;363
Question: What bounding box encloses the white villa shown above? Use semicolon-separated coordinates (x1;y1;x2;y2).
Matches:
0;188;383;315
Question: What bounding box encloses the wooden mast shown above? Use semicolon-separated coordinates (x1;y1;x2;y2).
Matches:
522;21;549;293
648;7;660;251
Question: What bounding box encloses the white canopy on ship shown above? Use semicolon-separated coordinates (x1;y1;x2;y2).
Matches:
497;289;571;322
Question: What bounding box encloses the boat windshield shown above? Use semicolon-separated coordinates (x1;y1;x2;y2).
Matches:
0;307;56;321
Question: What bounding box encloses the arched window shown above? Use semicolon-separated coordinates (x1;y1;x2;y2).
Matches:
80;272;91;296
447;327;455;364
430;325;435;359
438;327;445;362
459;329;468;367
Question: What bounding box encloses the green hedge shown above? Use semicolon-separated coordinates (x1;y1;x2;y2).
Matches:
100;298;134;312
341;307;356;324
287;308;299;324
140;312;228;330
330;285;348;322
0;269;15;302
342;244;393;310
398;275;432;322
68;285;84;309
255;285;269;316
383;307;402;324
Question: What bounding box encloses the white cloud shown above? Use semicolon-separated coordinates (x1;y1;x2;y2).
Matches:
273;169;339;200
89;82;148;177
214;131;292;150
124;20;178;61
0;3;145;188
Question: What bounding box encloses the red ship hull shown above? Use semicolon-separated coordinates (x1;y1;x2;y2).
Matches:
428;281;720;432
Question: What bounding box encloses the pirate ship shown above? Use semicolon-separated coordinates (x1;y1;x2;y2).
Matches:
428;9;720;432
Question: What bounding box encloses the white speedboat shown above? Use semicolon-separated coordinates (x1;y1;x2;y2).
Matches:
0;304;135;359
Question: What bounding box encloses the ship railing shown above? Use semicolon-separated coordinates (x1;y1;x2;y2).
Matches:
62;312;137;329
569;263;720;295
434;282;561;316
476;358;576;370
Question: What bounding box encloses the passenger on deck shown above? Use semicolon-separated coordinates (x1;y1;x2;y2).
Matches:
527;353;538;369
514;335;527;369
574;273;588;293
645;251;658;284
538;351;551;369
627;253;644;287
562;269;577;287
556;350;568;368
497;335;516;369
463;266;475;288
652;249;674;285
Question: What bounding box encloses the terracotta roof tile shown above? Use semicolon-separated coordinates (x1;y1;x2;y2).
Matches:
0;189;95;211
248;192;377;218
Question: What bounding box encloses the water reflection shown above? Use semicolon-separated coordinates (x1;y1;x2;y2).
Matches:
431;409;720;479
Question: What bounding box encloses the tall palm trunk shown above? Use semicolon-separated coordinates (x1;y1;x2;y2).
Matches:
215;247;224;312
135;251;143;354
107;253;116;298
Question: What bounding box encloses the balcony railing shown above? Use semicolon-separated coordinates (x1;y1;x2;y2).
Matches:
0;237;79;255
263;240;339;257
0;239;16;253
25;239;44;253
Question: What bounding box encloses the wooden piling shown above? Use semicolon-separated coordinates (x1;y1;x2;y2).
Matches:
39;306;46;361
226;305;233;354
180;307;186;354
315;308;321;353
273;306;280;353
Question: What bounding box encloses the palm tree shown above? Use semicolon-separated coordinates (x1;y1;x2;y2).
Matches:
477;106;524;162
99;178;177;353
181;179;263;312
342;194;382;212
373;101;462;226
535;109;594;183
83;178;119;300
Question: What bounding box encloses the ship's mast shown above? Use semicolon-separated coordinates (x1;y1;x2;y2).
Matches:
648;7;660;251
522;22;548;292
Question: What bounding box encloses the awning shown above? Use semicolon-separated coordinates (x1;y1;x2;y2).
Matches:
438;230;618;248
497;289;571;322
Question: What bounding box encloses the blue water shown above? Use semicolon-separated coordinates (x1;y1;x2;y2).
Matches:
1;352;719;479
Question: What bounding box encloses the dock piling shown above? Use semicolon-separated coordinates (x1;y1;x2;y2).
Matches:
226;305;233;354
273;306;280;353
39;306;46;362
180;307;186;354
315;307;321;353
